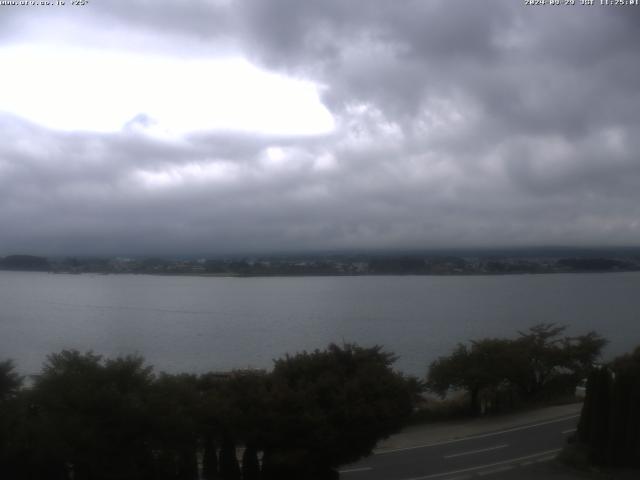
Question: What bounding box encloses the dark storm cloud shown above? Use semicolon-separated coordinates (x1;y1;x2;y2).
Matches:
234;0;640;133
1;1;640;255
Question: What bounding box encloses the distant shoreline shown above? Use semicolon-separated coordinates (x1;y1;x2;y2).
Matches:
21;268;639;278
3;253;640;277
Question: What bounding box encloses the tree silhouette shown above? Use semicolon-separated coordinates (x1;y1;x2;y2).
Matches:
261;344;418;479
0;360;22;402
26;351;157;480
0;344;420;479
577;346;640;467
428;324;607;415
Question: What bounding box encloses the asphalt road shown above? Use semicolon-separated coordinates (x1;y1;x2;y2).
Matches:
339;414;580;480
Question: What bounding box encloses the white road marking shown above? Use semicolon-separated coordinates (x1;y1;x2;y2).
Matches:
399;448;561;480
444;444;508;459
478;465;514;476
562;428;577;434
534;455;556;463
338;466;373;474
378;414;579;455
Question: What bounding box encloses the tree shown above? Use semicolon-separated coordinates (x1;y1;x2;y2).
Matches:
562;331;609;382
0;360;22;402
512;324;568;397
577;346;640;467
241;445;260;480
28;350;157;480
147;373;200;480
0;360;24;479
261;344;419;479
427;339;518;415
513;324;606;399
2;345;419;480
197;370;270;480
427;324;607;415
218;435;241;480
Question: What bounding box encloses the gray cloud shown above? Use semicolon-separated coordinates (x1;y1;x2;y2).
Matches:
1;1;640;255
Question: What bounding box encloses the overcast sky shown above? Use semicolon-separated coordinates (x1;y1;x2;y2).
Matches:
1;0;639;256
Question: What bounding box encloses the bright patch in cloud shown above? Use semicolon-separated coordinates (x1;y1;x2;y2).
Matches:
0;45;335;137
135;161;240;190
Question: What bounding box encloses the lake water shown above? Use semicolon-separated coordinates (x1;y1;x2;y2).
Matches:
1;271;639;377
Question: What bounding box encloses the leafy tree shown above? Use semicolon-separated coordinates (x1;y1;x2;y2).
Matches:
201;433;219;480
606;346;640;467
27;350;157;480
0;360;24;479
0;360;22;402
147;373;200;480
427;324;607;415
561;331;608;386
579;367;612;465
427;339;518;415
197;371;270;479
261;343;419;479
427;343;476;413
577;346;640;467
1;344;418;479
241;445;260;480
511;324;568;397
513;324;606;399
218;435;241;480
203;372;271;449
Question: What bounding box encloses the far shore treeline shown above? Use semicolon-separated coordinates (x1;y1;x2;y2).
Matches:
1;325;637;479
2;250;640;276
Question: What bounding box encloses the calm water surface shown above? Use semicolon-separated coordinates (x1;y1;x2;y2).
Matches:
1;271;639;376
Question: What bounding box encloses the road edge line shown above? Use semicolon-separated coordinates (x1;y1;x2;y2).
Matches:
376;414;579;455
